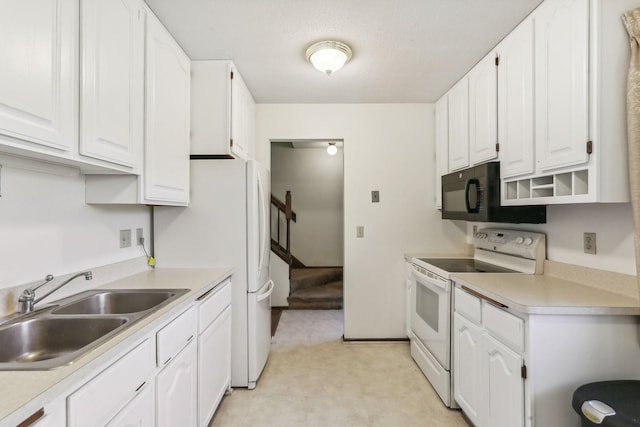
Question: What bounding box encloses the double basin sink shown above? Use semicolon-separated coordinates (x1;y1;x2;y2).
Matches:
0;288;188;370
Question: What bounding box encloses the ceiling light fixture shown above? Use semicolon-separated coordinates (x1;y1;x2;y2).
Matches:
327;142;338;156
305;41;353;76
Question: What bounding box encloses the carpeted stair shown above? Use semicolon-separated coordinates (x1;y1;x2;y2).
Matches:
287;267;343;309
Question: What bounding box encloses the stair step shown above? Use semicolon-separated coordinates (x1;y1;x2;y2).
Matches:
290;267;343;294
288;281;343;310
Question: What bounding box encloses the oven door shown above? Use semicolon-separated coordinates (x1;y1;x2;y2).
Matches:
410;265;451;369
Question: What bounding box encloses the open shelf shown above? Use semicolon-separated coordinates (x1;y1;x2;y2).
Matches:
503;168;590;203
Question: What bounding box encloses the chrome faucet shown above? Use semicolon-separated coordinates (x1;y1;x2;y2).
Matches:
18;271;93;314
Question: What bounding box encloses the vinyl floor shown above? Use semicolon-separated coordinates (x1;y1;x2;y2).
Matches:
209;309;468;426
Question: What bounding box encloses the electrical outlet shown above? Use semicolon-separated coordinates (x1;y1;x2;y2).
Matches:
583;232;596;255
356;226;364;238
136;228;143;245
371;191;380;203
120;229;132;248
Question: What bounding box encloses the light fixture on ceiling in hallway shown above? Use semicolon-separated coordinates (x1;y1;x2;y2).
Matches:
305;41;353;76
327;142;338;156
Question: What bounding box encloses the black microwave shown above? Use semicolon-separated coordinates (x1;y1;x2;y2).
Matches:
441;162;546;223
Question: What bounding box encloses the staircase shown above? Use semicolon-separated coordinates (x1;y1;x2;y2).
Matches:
271;192;343;310
288;267;343;309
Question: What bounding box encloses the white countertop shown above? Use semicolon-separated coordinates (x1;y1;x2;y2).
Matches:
453;273;640;315
0;267;233;426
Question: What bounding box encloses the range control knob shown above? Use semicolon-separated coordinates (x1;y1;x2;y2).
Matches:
515;236;525;245
524;237;534;246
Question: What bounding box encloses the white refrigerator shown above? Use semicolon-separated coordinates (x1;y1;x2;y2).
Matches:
154;158;273;389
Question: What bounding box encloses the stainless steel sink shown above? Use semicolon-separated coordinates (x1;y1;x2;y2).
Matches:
0;317;128;369
0;288;189;370
52;290;184;315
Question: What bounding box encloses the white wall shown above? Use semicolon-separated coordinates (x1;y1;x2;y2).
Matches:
271;144;344;266
0;155;151;290
256;104;467;339
468;202;636;276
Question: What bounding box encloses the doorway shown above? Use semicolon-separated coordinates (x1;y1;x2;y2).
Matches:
269;139;344;311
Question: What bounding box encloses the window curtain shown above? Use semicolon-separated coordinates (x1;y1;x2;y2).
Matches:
623;8;640;285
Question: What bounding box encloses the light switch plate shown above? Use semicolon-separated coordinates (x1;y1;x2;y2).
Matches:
371;191;380;203
356;226;364;238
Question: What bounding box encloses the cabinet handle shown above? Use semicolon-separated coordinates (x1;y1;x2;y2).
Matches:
135;381;146;393
196;287;215;301
17;408;44;427
460;285;508;309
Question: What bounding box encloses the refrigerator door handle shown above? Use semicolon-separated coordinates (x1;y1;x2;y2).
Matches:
256;171;268;271
256;280;274;302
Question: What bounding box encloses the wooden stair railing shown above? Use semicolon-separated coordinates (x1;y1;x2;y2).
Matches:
271;191;297;277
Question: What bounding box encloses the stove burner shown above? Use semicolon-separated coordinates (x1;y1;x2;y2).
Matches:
416;258;518;273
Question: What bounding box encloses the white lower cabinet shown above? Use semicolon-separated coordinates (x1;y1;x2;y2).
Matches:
106;381;155;427
484;334;524;427
454;285;640;427
197;279;232;426
156;340;198;427
68;339;155;426
29;396;66;427
453;290;526;427
453;313;483;425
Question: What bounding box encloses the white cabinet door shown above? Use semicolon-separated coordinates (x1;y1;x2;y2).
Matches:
198;306;231;427
80;0;144;168
156;340;198;427
498;17;535;179
144;11;190;205
230;68;255;160
448;77;470;172
453;313;483;426
468;52;498;166
534;0;589;171
434;95;448;209
0;0;77;153
190;61;255;160
483;334;524;427
106;381;155;427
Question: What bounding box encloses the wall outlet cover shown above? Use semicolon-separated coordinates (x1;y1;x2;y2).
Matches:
583;232;596;255
136;228;143;245
120;229;132;248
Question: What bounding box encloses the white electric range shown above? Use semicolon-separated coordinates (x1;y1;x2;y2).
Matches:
408;228;545;407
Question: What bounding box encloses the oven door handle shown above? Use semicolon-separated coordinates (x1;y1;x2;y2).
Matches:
412;268;448;291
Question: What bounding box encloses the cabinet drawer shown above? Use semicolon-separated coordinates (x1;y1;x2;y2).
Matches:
68;339;154;426
157;306;197;366
454;287;481;324
483;302;524;352
198;278;231;334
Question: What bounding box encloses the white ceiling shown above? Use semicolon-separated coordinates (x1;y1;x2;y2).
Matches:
145;0;543;104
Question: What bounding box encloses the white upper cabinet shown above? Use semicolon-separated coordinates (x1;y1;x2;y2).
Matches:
191;60;256;159
502;0;632;205
447;76;470;172
79;0;145;169
0;0;77;153
468;51;498;166
434;95;448;209
143;10;190;204
534;0;589;172
85;6;190;205
497;17;535;179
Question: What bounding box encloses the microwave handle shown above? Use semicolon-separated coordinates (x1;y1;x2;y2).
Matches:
465;178;480;213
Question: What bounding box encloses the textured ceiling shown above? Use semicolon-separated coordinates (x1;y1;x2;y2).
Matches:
145;0;543;104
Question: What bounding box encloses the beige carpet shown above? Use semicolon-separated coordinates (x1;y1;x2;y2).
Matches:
210;310;468;426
